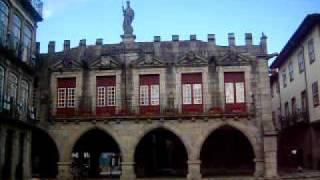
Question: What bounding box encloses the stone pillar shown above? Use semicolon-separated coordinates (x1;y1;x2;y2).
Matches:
57;162;72;180
120;161;136;180
264;134;278;179
187;160;202;180
254;158;264;177
23;132;32;180
0;128;7;179
10;131;19;180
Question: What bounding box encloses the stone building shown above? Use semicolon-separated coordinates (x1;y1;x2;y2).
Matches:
33;2;279;180
270;14;320;172
0;0;42;179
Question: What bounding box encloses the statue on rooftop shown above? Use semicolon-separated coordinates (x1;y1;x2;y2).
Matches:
122;1;134;35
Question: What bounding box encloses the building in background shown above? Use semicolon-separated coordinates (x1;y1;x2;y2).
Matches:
270;14;320;172
0;0;42;179
32;1;279;179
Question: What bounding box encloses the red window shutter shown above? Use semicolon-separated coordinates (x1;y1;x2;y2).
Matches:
57;78;76;88
181;73;202;84
97;76;116;86
96;76;116;116
224;72;246;113
139;74;160;115
181;73;203;114
56;78;76;117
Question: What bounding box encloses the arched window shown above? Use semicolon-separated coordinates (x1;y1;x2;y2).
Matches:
12;14;22;50
0;66;4;110
0;0;9;44
8;73;18;103
23;25;32;62
20;80;29;114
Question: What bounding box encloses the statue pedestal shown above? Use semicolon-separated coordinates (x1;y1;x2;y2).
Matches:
121;34;136;44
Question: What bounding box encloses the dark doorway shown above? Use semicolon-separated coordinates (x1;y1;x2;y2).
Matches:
134;128;188;178
200;126;255;177
2;130;13;180
72;129;121;179
32;129;59;178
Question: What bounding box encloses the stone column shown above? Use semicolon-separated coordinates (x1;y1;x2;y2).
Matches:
264;134;278;179
254;158;264;177
57;162;72;180
10;131;19;180
23;132;32;180
120;161;136;180
187;160;202;180
0;128;7;179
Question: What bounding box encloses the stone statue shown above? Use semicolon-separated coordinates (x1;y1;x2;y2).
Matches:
122;1;134;35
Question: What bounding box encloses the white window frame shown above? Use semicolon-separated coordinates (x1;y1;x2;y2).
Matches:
97;86;106;107
8;73;18;102
57;88;66;108
235;82;245;103
20;80;29;113
225;82;235;104
308;39;316;64
12;14;22;49
139;85;149;106
193;84;202;105
107;86;116;106
22;25;32;62
182;84;192;105
67;88;75;108
150;85;160;106
298;49;305;73
288;62;294;81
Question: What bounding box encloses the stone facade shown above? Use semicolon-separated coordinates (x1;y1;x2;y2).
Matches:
35;31;279;180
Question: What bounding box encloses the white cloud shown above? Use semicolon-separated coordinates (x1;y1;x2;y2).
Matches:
42;0;89;19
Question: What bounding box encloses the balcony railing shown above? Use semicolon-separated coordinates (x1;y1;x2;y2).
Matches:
1;96;36;123
280;110;309;129
51;96;254;121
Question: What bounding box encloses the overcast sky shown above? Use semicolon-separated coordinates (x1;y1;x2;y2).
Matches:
38;0;320;61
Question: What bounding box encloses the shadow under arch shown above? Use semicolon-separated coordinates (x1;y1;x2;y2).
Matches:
200;125;256;177
32;128;60;178
134;127;188;178
71;127;122;178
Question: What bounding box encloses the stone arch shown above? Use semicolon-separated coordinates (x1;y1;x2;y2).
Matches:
132;124;192;159
32;128;60;178
197;121;260;160
133;125;189;178
70;126;123;178
65;126;124;162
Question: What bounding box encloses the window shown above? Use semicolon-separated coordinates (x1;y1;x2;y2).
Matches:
285;102;289;117
282;70;287;88
12;14;22;50
57;78;76;109
139;85;149;106
22;26;32;62
291;97;296;114
301;90;307;112
288;62;294;81
224;72;246;113
7;73;18;103
312;81;319;107
67;88;75;108
0;1;9;44
0;66;4;109
96;76;116;116
107;86;116;106
193;84;202;104
20;80;29;113
97;87;106;107
297;48;305;73
308;39;316;64
57;88;66;108
182;84;192;105
150;85;159;105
